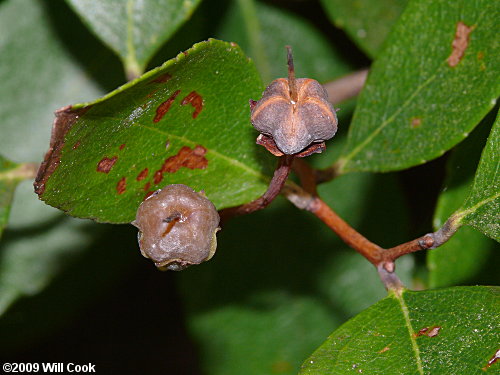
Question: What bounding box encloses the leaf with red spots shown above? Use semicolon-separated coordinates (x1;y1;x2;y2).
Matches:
301;286;500;375
336;0;500;173
65;0;203;78
35;40;271;223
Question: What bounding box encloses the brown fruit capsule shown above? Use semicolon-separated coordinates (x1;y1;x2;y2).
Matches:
250;46;337;156
132;184;220;271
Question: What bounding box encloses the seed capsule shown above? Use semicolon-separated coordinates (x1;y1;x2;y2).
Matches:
132;184;220;271
250;46;337;156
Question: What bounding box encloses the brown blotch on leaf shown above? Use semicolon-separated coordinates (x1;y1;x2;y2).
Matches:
482;348;500;371
154;169;164;184
149;73;172;84
378;346;390;354
151;145;208;186
119;143;126;150
137;168;149;181
162;145;208;173
116;177;126;195
97;156;118;173
154;90;181;123
143;181;151;192
181;91;204;119
411;117;422;128
34;105;90;195
447;21;473;67
414;326;441;338
72;140;81;150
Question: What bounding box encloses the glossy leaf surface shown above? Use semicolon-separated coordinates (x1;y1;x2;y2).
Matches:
337;0;500;173
301;286;500;374
65;0;202;77
36;40;270;223
456;110;499;241
428;115;497;287
319;0;408;58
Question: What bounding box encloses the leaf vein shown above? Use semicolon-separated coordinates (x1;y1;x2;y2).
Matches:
393;291;424;375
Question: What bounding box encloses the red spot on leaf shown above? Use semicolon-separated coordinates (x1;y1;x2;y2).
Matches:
154;90;181;123
119;143;126;150
149;73;172;84
411;117;422;128
447;21;473;67
143;181;151;191
72;140;81;150
181;91;204;119
145;88;159;100
116;177;126;195
153;169;163;184
152;145;208;185
137;168;148;181
414;326;441;338
97;156;118;173
378;346;390;353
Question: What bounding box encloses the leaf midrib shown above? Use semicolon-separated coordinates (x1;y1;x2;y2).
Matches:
393;291;424;375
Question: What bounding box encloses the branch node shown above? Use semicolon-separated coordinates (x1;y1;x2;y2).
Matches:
383;261;395;273
377;263;404;291
418;235;435;249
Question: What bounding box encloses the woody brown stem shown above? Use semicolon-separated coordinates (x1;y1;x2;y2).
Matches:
292;159;318;195
219;155;294;222
306;197;384;265
283;183;459;290
380;217;460;272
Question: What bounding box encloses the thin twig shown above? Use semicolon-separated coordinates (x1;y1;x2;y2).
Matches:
292;159;317;195
219;155;294;223
304;195;383;265
380;217;460;271
283;183;460;290
323;69;369;105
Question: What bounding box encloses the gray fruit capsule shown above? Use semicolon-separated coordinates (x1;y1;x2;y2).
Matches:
250;78;337;155
132;184;220;271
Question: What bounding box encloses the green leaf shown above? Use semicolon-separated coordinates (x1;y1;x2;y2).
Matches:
319;0;408;58
65;0;202;78
0;156;22;239
455;109;500;241
35;39;270;224
428;114;497;288
217;0;353;83
337;0;500;173
300;286;500;374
